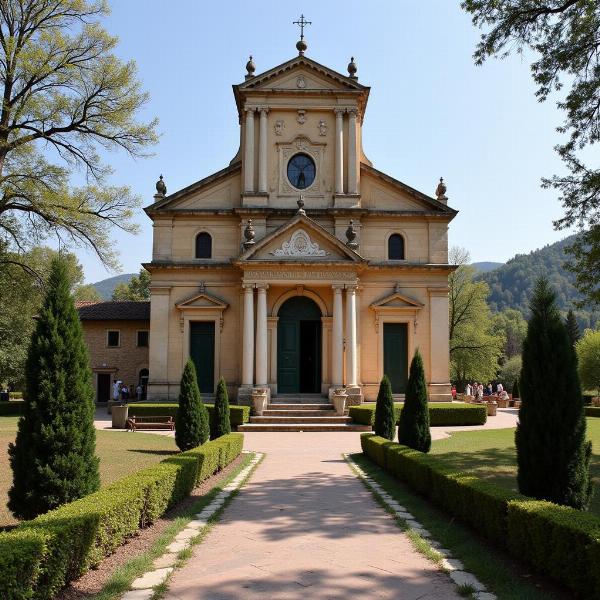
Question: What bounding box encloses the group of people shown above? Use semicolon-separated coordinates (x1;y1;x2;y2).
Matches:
113;380;143;404
464;381;509;402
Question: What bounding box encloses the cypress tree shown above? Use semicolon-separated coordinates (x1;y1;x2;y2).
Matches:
175;359;209;451
8;258;100;520
512;377;520;399
398;349;431;452
516;278;592;509
374;375;395;440
211;376;231;439
565;309;581;346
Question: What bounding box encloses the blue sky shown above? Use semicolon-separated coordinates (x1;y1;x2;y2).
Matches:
79;0;571;282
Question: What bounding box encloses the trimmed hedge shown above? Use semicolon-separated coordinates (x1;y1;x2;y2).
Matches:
0;432;244;600
361;433;600;598
350;402;486;427
585;407;600;417
128;402;250;427
0;401;25;416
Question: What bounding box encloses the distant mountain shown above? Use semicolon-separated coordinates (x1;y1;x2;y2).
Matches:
92;273;135;300
472;261;504;273
476;235;599;329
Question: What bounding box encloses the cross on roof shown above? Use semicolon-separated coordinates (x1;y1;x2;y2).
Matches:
293;14;311;40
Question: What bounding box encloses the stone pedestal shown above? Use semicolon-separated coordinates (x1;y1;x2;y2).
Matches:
251;388;270;415
112;405;129;429
331;389;348;415
486;401;497;417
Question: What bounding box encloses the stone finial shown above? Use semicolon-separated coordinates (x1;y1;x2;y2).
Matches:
346;219;358;250
243;219;255;250
347;56;358;79
296;38;308;55
297;195;306;215
155;174;166;196
435;177;447;202
245;55;256;80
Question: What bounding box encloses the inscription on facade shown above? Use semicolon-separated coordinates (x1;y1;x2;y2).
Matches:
244;270;356;281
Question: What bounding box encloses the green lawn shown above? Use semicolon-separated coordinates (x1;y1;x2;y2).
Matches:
430;417;600;516
0;416;177;528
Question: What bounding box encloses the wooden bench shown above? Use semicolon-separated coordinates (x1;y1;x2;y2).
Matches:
126;415;175;432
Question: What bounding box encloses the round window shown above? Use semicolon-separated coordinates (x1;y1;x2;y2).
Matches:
287;153;316;190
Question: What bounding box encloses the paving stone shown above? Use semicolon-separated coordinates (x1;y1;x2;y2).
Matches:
388;503;407;512
405;519;421;529
153;553;178;569
449;570;486;591
412;527;432;538
122;590;154;600
476;593;497;600
441;558;464;572
131;567;173;589
395;512;413;520
175;528;199;542
187;519;208;529
166;540;189;553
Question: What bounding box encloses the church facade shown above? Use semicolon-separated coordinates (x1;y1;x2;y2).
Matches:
144;42;456;404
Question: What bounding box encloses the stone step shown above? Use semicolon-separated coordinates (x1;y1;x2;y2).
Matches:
268;403;335;410
262;409;339;417
237;423;372;432
271;396;329;405
249;416;352;424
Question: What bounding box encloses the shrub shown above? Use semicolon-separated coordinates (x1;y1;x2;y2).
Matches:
0;401;24;416
512;377;520;399
586;407;600;417
349;403;486;427
516;278;592;509
175;359;209;451
211;377;231;439
8;258;100;520
128;402;250;426
374;375;395;440
0;433;243;600
576;329;600;396
360;433;394;468
398;350;431;452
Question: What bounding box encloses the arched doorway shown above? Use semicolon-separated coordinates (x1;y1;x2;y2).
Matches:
277;296;322;394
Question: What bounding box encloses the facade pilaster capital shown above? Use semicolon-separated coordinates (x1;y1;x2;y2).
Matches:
258;106;270;115
332;284;345;292
334;107;346;116
346;107;358;117
345;284;358;292
244;106;257;115
242;283;255;291
255;283;269;291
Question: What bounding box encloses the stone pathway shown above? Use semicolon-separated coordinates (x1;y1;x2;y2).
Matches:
163;433;460;600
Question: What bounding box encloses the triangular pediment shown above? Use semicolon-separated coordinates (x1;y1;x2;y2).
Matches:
238;56;367;92
239;213;364;263
371;288;424;311
176;288;229;311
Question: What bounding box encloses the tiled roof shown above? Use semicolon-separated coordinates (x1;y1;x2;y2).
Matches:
76;301;150;321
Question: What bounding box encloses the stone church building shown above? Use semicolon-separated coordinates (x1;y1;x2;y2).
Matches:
144;40;456;404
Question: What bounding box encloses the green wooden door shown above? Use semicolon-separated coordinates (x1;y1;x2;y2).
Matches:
190;321;215;394
277;296;322;394
383;323;408;394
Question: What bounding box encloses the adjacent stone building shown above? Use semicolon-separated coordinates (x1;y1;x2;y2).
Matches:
144;40;457;404
77;301;150;402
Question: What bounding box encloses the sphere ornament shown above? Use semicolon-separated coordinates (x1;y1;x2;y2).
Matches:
296;38;308;55
156;174;166;196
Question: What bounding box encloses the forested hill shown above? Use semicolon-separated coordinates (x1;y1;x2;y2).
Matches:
477;235;599;329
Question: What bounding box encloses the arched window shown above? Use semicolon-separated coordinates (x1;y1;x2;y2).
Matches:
388;234;405;260
195;232;212;259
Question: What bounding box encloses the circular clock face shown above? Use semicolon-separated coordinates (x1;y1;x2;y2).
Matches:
287;153;316;190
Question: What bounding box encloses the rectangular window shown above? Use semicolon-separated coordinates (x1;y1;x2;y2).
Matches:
137;330;149;347
107;330;120;347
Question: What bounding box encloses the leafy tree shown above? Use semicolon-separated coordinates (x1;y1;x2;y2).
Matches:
576;329;600;395
398;350;431;452
449;248;504;387
175;359;209;452
374;375;395;440
211;377;231;439
462;1;600;306
566;309;581;346
73;284;103;302
0;0;157;271
112;268;150;301
512;377;520;399
516;278;592;509
492;309;527;358
8;257;100;520
499;355;521;391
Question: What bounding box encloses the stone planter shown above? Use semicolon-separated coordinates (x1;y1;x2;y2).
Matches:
496;397;509;408
332;388;348;416
513;399;522;409
486;401;497;417
252;388;268;416
112;404;129;429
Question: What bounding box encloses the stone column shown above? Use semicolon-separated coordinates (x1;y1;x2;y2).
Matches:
258;107;269;193
255;284;268;386
331;285;344;387
347;108;358;195
242;284;254;386
244;107;255;193
345;285;358;386
334;108;345;194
